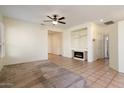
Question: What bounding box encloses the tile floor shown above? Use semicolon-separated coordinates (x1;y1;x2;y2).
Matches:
49;54;124;88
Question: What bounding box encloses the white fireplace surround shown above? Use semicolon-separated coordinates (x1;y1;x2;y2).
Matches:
72;50;87;61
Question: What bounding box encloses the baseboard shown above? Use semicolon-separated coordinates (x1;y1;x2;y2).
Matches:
5;59;48;66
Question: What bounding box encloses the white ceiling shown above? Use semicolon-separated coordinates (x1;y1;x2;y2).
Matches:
0;5;124;29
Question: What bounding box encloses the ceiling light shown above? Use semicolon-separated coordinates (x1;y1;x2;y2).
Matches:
52;21;58;25
100;19;104;22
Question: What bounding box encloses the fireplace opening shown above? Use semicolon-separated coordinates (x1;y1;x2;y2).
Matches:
74;51;84;59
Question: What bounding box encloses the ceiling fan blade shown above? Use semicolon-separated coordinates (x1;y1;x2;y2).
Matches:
47;16;53;20
58;17;65;20
43;20;52;22
40;23;45;25
58;21;66;24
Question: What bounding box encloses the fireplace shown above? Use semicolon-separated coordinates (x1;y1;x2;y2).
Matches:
72;50;87;61
74;51;83;59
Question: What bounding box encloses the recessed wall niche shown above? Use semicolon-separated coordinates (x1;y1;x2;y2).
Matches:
71;28;88;52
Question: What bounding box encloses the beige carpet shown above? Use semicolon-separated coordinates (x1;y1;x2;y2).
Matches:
40;61;87;88
0;60;87;88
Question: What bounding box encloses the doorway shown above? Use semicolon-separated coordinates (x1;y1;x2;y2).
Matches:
48;30;63;56
104;35;109;59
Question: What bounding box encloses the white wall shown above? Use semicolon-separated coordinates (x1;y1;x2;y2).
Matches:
63;29;72;57
118;21;124;72
87;23;95;62
0;14;3;21
4;17;48;65
92;23;105;60
0;13;4;71
48;32;62;55
102;24;118;71
48;34;52;53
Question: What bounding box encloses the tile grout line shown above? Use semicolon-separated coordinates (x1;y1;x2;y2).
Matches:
105;72;118;88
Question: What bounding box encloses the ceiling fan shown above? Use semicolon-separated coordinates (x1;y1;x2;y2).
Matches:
42;14;66;25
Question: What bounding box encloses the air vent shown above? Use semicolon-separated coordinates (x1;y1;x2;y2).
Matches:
104;21;114;25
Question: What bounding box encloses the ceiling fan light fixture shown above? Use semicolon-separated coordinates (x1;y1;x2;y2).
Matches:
52;21;58;25
100;19;104;22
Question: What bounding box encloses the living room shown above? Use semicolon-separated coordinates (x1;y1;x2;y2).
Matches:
0;5;124;89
